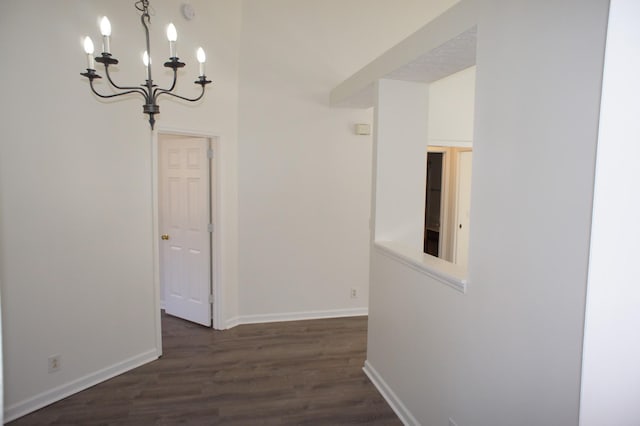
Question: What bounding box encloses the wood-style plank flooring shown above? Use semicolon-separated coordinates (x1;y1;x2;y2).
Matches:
10;313;400;425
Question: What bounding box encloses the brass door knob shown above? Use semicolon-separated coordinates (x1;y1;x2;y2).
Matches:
161;234;170;240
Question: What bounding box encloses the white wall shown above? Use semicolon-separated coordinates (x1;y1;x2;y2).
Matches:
428;66;476;146
0;0;240;419
580;1;640;424
374;79;429;250
236;0;458;320
367;1;609;425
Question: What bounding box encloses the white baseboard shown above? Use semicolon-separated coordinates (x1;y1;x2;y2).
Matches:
363;360;419;426
225;316;241;329
224;307;368;329
4;349;159;423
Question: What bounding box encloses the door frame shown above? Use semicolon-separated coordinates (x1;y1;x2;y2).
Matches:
452;148;472;265
151;128;222;351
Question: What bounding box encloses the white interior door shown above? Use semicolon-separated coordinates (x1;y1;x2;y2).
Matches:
454;150;472;267
159;134;212;326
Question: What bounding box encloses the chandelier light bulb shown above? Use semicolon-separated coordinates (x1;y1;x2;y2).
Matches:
196;47;206;63
167;23;177;58
100;17;112;36
84;36;95;54
84;36;95;69
196;47;206;77
100;16;112;54
166;23;177;42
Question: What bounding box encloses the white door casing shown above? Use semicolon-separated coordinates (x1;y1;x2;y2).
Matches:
454;150;472;267
158;134;212;326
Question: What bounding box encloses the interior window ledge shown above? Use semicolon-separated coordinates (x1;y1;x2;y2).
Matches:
374;240;468;293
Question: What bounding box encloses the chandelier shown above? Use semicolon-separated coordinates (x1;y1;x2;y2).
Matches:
80;0;211;129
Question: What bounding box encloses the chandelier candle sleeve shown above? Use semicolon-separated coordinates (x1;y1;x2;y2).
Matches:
100;17;111;54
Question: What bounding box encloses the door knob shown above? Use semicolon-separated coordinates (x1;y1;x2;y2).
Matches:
161;234;170;240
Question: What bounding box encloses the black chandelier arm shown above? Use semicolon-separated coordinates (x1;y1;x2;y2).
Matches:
152;69;179;99
102;65;148;95
88;79;147;100
154;84;207;103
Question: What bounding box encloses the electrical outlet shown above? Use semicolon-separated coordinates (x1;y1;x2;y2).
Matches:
48;354;61;373
448;418;459;426
350;288;357;299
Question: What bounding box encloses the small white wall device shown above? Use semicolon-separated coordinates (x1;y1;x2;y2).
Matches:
354;123;371;135
181;3;195;21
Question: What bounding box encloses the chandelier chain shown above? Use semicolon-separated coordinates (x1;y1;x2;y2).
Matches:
134;0;150;14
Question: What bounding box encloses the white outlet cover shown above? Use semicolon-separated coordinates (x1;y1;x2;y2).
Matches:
48;354;61;373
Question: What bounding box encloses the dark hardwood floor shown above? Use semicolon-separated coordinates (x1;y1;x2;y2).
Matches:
10;313;401;425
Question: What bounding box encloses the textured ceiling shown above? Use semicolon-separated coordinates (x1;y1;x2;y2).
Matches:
333;26;477;108
385;26;477;83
